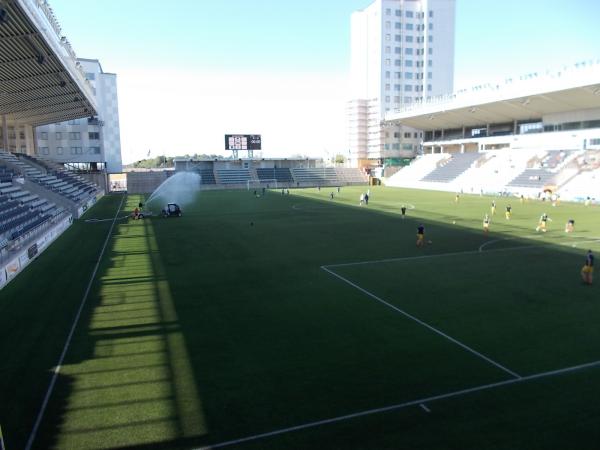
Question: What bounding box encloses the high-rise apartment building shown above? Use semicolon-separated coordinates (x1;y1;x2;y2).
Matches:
35;58;122;173
348;0;455;168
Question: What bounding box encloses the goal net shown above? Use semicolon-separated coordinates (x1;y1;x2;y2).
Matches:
247;179;278;190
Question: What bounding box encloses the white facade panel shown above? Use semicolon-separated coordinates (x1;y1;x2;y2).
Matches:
348;0;456;167
35;58;123;173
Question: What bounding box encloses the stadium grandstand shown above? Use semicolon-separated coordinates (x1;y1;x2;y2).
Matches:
0;0;103;288
126;158;369;193
384;60;600;201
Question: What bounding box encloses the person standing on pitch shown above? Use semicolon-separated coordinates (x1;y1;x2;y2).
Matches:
565;219;575;233
582;250;594;285
491;200;496;215
401;205;407;219
483;213;490;234
536;213;550;232
416;224;425;247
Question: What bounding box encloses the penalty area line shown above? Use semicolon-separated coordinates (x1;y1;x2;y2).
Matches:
320;266;521;379
25;194;126;450
195;358;600;449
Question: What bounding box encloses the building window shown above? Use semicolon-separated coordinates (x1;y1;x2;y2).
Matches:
394;47;401;54
405;60;413;67
68;119;79;125
406;10;413;18
55;132;62;140
385;96;390;103
57;147;63;155
405;72;413;79
404;85;413;92
402;144;413;150
428;35;433;42
405;35;413;43
427;84;432;91
385;71;391;79
40;147;49;155
428;60;433;67
395;22;401;29
394;84;401;91
69;132;81;140
428;47;433;55
86;72;96;80
385;8;391;15
394;34;401;42
385;59;391;66
385;46;391;54
429;23;433;30
429;10;434;18
428;72;433;79
385;84;390;91
405;23;413;31
405;47;413;55
395;72;401;79
392;143;400;150
89;132;100;140
394;59;401;66
71;147;83;155
394;97;400;104
395;9;401;16
40;132;48;140
404;132;411;138
385;21;391;30
385;34;391;41
89;147;101;154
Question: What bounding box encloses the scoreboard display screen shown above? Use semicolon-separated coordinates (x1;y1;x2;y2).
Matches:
225;134;262;150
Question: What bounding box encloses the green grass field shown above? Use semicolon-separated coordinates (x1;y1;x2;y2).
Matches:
1;186;600;450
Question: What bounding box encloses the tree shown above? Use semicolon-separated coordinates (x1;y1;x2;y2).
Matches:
334;154;345;165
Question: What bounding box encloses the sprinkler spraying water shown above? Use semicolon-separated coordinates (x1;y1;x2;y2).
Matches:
145;171;202;214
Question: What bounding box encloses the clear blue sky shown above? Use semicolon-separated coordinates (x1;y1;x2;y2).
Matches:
48;0;600;162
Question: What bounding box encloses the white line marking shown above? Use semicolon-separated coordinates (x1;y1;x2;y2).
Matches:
85;214;130;223
25;195;126;450
321;266;521;379
195;359;600;449
478;238;507;252
324;245;533;269
327;238;600;269
420;403;431;413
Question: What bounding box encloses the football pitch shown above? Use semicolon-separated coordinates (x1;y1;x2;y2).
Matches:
1;186;600;450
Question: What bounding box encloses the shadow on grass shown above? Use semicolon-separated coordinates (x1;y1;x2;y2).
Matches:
2;189;598;450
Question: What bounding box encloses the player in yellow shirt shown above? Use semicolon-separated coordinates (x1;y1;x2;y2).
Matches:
581;250;594;285
491;200;496;216
505;205;512;220
416;224;425;247
483;213;490;234
536;213;550;232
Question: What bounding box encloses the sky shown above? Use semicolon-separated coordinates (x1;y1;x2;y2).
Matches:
47;0;600;164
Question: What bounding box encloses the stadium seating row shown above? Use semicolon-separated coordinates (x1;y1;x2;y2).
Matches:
190;167;368;187
387;148;600;200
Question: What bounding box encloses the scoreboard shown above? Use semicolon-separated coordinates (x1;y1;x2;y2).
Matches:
225;134;262;151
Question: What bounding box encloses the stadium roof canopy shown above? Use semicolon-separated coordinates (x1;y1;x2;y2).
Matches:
0;0;97;126
385;61;600;131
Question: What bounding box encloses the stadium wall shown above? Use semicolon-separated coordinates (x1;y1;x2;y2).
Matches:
0;214;72;290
